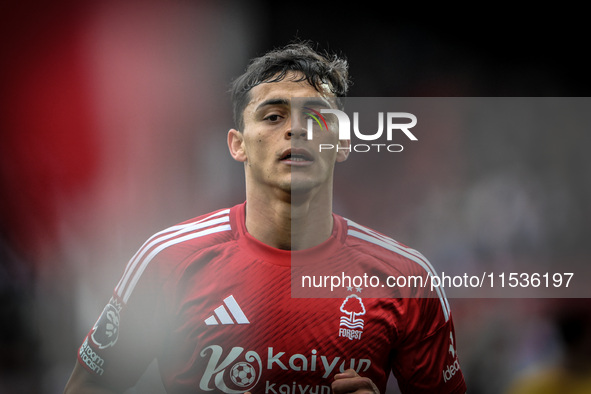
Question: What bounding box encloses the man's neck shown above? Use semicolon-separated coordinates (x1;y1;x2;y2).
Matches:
244;188;334;251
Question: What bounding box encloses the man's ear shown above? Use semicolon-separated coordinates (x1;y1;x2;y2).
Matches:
336;139;350;162
227;129;247;162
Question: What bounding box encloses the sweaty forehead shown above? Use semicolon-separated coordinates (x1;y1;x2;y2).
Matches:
252;80;325;104
244;76;335;116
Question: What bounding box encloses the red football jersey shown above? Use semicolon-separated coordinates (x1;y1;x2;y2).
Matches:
77;202;466;393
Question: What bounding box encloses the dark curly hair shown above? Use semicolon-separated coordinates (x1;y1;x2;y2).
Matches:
230;41;351;130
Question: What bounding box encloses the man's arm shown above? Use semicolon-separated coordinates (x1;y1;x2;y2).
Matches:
64;362;120;394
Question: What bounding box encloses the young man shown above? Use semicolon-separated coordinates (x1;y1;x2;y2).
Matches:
65;42;467;393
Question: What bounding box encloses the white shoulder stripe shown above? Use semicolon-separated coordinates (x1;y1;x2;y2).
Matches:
121;223;232;303
115;209;230;297
347;222;450;322
115;209;230;302
348;220;439;273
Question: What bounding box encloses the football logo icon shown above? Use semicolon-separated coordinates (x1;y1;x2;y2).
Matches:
230;361;256;387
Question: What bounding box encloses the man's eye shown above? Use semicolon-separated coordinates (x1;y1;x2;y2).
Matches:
264;114;282;122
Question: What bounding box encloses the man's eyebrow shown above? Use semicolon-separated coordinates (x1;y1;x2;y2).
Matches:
300;98;332;109
254;97;333;112
255;98;290;112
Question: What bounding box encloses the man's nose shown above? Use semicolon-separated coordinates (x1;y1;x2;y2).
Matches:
286;116;308;139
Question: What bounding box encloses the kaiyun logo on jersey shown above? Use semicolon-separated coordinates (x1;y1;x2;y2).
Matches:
199;344;372;393
305;108;418;153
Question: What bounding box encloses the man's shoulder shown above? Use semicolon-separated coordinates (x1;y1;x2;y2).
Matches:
338;215;451;319
338;215;412;255
136;206;239;267
174;206;233;227
113;206;239;304
156;206;237;249
338;215;435;275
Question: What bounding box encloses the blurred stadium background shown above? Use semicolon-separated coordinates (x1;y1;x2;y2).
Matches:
1;1;589;393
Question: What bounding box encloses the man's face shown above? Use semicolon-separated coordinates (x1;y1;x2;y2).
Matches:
229;72;349;197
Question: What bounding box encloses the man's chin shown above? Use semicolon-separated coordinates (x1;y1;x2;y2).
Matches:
286;179;322;198
271;173;327;200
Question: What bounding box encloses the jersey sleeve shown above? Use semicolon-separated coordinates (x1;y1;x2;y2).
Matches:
76;245;172;391
390;294;467;394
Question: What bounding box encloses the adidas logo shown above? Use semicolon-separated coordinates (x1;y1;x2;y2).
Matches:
204;295;250;325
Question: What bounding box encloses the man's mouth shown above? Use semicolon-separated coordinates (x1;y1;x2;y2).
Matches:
280;149;314;164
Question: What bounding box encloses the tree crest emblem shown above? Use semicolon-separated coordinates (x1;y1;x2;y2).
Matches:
339;294;366;330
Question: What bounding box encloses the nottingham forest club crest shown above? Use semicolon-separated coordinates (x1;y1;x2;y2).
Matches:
338;294;365;341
